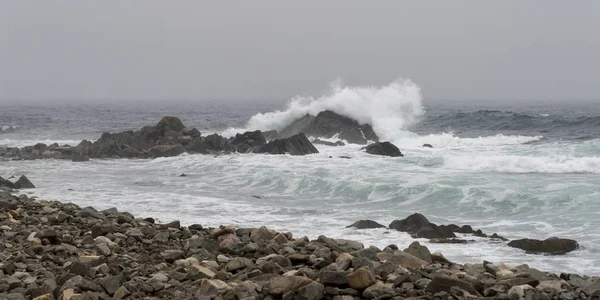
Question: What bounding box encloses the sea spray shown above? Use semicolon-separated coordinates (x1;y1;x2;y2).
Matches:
222;78;424;141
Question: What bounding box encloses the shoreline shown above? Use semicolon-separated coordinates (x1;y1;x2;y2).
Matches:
1;188;599;300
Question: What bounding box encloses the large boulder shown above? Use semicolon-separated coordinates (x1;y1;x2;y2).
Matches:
256;133;319;156
229;130;267;153
364;142;403;157
156;116;185;133
0;176;16;189
279;110;379;144
389;213;455;239
15;175;35;189
508;237;579;255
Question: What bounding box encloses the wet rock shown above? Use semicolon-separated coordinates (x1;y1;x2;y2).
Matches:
364;142;403;157
279;110;378;145
346;220;386;229
148;144;185;158
508;237;579;255
255;133;319;156
15;175;35;189
389;213;455;239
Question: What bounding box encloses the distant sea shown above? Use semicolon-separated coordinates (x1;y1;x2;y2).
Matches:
2;80;600;275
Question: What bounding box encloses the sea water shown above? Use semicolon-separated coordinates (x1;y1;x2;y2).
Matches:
1;79;599;275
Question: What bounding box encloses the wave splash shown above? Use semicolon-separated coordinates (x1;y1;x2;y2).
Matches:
223;78;424;140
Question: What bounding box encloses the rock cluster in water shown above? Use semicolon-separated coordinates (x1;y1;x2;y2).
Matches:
0;113;409;160
0;180;595;300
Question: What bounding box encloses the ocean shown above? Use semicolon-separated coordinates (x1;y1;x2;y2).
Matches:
1;80;599;275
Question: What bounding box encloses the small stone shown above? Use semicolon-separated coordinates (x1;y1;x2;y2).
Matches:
32;294;54;300
198;279;232;297
79;256;101;263
151;273;169;282
347;268;376;290
226;257;254;272
297;281;325;300
269;276;314;295
113;286;131;299
217;254;230;263
95;243;111;256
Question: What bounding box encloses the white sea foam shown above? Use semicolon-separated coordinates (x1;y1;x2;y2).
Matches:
0;139;83;148
442;154;600;174
223;78;424;140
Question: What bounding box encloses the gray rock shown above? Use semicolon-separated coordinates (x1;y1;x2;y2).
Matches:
364;142;403;157
319;271;350;287
403;241;432;263
426;275;479;295
296;281;325;300
346;220;386;229
255;133;319;156
508;237;579;255
15;175;35;189
99;275;122;295
269;276;314;295
362;282;396;299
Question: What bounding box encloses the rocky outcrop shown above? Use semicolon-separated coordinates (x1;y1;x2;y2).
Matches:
389;213;455;239
508;237;579;255
256;133;319;155
0;189;592;300
4;117;320;160
346;220;386;229
279;110;379;145
229;130;267;153
364;142;403;157
0;175;35;189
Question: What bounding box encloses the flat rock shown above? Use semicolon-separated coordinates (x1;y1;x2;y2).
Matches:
508;237;579;255
346;220;386;229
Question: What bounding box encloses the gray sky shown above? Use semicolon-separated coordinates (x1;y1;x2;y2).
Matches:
1;1;598;103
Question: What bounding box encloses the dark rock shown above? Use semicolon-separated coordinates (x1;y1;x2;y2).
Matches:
0;176;16;189
15;175;35;189
182;127;201;138
346;220;386;230
364;142;403;157
148;144;185;158
229;130;266;153
423;144;433;148
0;200;17;210
256;133;319;155
68;262;91;277
156;116;185;133
78;207;105;220
279;110;378;144
262;130;279;141
319;271;350;287
508;237;579;255
426;275;479;295
71;154;90;162
389;213;455;239
99;275;122;296
188;224;203;231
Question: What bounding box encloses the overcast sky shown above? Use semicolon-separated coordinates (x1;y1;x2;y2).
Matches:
1;1;598;103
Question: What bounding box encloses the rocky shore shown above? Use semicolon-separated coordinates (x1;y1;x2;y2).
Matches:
1;185;598;300
0;112;406;161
